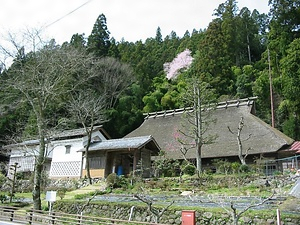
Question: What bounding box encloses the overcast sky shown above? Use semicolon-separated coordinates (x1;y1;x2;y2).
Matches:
0;0;269;45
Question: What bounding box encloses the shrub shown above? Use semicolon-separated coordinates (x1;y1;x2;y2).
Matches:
239;164;250;173
212;159;231;174
116;175;129;189
0;194;8;203
57;188;68;200
106;173;128;189
231;162;241;174
106;173;118;188
181;163;196;176
153;157;180;177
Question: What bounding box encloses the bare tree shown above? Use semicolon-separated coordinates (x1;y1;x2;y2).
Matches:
76;191;99;214
164;49;217;175
68;57;134;184
88;57;135;108
228;116;252;165
172;129;196;179
68;90;108;184
134;193;174;223
208;192;275;225
0;29;92;210
180;79;217;175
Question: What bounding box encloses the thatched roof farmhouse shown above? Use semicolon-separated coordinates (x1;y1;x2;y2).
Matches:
125;97;295;168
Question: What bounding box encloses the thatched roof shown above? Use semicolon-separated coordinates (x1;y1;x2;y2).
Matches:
125;98;294;159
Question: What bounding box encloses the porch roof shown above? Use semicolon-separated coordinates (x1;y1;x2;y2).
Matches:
78;135;160;153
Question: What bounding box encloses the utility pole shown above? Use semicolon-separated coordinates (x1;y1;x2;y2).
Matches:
268;48;275;128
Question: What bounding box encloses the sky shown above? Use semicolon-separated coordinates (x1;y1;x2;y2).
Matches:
0;0;269;45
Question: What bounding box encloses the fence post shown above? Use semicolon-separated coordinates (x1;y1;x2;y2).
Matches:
28;209;33;224
277;208;281;225
9;209;14;222
50;212;55;224
77;212;83;225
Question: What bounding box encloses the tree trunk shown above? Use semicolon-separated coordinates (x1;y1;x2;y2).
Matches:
84;127;93;185
33;115;46;210
231;206;239;225
237;117;246;165
85;147;92;185
195;85;202;174
246;24;251;64
233;216;239;225
237;136;246;165
196;143;202;175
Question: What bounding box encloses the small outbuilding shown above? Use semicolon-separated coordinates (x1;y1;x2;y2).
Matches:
78;135;160;178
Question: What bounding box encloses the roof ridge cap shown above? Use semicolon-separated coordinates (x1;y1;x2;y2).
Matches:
143;97;257;118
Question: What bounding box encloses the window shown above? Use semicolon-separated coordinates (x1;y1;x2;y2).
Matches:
264;164;277;176
65;145;71;154
89;156;106;169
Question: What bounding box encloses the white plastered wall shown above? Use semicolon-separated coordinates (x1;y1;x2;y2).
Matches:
49;138;83;178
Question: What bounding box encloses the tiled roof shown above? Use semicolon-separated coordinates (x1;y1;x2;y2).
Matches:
290;141;300;151
51;125;108;139
4;125;108;149
290;141;300;154
78;135;160;152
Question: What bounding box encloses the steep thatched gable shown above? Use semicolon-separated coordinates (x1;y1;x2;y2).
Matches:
125;98;294;160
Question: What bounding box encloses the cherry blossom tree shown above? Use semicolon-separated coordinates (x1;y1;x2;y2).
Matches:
163;49;193;80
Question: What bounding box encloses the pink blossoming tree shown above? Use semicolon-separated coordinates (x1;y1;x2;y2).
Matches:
163;49;193;80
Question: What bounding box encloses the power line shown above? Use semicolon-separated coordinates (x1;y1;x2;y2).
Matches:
45;0;93;28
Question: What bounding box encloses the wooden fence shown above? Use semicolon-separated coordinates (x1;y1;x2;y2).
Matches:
0;206;169;225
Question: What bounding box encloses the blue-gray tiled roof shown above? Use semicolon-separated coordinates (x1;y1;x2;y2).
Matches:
78;135;160;152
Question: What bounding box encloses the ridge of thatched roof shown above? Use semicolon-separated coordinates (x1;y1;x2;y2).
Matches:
143;97;258;119
125;97;294;159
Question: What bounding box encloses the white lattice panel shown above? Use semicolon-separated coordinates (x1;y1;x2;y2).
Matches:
9;156;35;172
49;161;81;177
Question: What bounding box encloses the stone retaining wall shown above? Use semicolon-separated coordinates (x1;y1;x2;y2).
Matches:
54;201;300;225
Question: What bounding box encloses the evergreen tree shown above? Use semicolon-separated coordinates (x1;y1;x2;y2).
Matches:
87;13;111;57
194;19;234;96
234;65;256;98
108;37;120;58
214;0;239;65
280;38;300;139
155;27;163;43
268;0;300;57
70;33;86;49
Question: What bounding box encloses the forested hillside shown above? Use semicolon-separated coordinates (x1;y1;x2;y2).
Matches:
1;0;300;143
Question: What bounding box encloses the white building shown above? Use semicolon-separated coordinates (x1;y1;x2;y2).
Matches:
5;126;110;179
49;127;109;178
